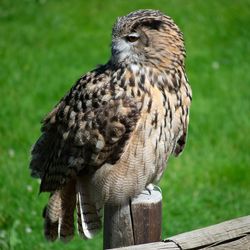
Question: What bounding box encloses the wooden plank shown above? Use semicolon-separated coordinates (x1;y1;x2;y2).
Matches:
208;234;250;250
168;215;250;249
110;215;250;249
103;186;162;249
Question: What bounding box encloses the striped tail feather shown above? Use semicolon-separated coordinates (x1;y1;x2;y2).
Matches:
43;191;62;241
59;179;76;242
43;179;76;242
76;176;102;239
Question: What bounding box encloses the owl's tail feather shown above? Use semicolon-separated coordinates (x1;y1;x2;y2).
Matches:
76;176;102;239
43;179;76;242
43;191;61;241
59;179;76;242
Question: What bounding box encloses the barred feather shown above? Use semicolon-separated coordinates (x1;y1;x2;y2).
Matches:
43;180;76;242
76;176;102;239
43;191;61;241
59;179;76;242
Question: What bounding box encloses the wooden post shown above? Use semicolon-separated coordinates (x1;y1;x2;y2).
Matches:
103;185;162;249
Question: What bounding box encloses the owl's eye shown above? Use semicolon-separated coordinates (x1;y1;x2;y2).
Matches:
125;34;139;43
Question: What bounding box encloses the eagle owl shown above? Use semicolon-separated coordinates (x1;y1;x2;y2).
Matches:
30;9;192;241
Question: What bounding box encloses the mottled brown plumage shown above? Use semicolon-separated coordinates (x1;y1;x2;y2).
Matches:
30;9;192;241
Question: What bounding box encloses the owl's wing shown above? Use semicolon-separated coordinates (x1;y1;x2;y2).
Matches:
30;68;141;240
30;69;141;193
172;71;192;157
173;131;187;156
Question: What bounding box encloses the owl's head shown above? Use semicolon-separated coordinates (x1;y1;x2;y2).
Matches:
111;9;185;68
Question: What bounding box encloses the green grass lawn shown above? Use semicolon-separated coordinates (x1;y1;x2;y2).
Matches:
0;0;250;249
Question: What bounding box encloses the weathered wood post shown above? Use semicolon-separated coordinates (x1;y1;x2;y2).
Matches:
103;185;162;249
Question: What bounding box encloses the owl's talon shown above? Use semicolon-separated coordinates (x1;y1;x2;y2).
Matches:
145;183;155;195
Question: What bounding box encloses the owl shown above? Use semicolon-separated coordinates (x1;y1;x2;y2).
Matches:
30;9;192;241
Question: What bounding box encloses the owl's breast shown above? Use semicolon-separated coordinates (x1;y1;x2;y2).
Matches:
111;69;182;184
137;87;177;183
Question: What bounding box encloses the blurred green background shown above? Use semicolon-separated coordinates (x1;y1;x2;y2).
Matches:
0;0;250;249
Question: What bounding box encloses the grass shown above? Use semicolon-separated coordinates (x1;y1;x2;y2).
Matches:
0;0;250;249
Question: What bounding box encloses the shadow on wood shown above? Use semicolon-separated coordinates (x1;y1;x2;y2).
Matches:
103;186;162;249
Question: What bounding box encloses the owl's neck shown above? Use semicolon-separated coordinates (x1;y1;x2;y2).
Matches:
108;61;186;94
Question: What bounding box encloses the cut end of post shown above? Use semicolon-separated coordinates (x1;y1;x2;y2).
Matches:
132;185;162;205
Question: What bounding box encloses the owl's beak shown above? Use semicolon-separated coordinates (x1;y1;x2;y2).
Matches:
111;38;131;63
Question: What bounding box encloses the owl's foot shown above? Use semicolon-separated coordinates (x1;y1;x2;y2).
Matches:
145;183;154;195
144;184;162;195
